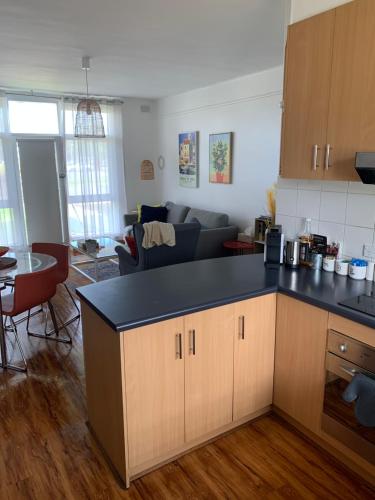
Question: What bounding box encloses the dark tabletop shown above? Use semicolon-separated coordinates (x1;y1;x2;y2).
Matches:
76;254;375;332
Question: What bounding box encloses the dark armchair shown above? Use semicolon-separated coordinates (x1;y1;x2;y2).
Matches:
115;222;201;275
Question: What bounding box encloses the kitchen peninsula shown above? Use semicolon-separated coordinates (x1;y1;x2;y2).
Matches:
77;254;375;488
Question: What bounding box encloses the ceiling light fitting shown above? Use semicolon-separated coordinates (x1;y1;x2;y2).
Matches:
74;56;105;138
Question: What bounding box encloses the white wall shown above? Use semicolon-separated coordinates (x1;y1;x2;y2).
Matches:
155;67;283;230
290;0;352;22
122;98;161;211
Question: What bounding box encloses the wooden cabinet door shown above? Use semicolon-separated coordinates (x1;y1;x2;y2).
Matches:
280;11;334;179
325;0;375;181
184;304;234;442
233;294;276;421
124;318;185;469
274;295;328;434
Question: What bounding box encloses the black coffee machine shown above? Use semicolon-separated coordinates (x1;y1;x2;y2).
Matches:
264;225;284;268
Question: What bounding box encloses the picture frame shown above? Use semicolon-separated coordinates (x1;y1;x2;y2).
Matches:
179;131;199;188
209;132;233;184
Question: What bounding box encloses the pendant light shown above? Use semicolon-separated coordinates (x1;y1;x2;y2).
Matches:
74;56;105;138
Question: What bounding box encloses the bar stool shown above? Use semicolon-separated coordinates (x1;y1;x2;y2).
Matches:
30;243;80;337
2;266;58;372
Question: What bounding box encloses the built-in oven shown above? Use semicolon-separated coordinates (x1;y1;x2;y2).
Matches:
322;329;375;465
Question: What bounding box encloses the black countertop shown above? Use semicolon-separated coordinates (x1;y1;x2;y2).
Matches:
76;254;375;332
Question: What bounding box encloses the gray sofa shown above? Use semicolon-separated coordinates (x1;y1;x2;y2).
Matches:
124;201;238;260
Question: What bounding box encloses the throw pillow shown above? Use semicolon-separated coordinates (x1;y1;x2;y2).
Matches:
140;205;168;224
125;236;137;258
137;202;161;222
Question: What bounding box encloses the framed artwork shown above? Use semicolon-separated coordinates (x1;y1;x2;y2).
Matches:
209;132;233;184
179;131;199;188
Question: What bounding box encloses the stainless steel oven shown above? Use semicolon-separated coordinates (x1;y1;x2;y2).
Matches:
322;329;375;465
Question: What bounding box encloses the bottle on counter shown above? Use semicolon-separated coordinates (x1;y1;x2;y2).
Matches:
298;218;313;265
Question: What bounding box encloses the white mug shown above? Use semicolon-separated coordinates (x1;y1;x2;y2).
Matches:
335;259;350;276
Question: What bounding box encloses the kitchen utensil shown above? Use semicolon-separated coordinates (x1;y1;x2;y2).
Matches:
323;255;335;272
335;259;350;276
285;240;300;269
349;259;367;280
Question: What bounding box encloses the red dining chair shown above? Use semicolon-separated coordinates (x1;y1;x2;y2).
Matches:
2;266;58;372
31;243;80;335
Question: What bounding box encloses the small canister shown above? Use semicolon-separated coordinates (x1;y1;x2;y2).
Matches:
311;252;323;270
366;261;375;281
349;259;368;280
323;255;335;272
335;259;350;276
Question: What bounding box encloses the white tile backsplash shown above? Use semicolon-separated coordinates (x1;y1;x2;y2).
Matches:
275;214;296;239
320;191;347;224
276;177;375;259
346;194;375;228
321;181;348;193
296;190;321;220
348;182;375;195
276;188;297;216
343;226;374;258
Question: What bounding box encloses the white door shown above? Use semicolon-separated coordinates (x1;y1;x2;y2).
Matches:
17;138;64;244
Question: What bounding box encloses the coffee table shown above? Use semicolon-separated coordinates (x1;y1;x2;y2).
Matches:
70;237;120;282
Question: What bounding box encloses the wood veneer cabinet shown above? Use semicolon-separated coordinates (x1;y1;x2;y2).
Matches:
233;294;276;420
82;295;276;486
123;318;185;469
281;0;375;181
273;295;328;434
280;10;334;179
184;304;234;441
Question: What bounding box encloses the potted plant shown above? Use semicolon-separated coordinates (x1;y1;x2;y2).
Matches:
211;140;228;183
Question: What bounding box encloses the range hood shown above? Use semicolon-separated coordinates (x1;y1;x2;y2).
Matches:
355;152;375;184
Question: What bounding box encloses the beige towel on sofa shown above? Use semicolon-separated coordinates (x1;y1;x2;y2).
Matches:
142;221;176;249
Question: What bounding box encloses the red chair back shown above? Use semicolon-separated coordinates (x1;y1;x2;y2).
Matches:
7;266;57;317
32;242;69;284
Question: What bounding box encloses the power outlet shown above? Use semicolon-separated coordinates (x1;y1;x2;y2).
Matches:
363;244;375;260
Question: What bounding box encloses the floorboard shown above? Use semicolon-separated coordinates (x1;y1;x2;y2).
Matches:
0;268;374;500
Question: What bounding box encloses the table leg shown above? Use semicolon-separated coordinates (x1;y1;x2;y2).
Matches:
95;260;99;282
0;314;7;369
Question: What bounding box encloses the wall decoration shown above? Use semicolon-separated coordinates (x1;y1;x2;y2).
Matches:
140;160;155;180
209;132;233;184
157;155;165;170
179;132;199;188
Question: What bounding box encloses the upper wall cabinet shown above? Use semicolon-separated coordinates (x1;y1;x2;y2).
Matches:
280;10;334;179
280;0;375;181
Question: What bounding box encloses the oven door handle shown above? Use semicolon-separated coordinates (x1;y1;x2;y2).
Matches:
340;366;358;378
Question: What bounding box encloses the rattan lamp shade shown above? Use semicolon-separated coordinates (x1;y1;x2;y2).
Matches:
74;99;105;138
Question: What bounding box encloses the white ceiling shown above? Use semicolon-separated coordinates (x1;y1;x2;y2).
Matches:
0;0;288;99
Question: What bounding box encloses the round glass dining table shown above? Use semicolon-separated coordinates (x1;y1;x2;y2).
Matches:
0;252;57;370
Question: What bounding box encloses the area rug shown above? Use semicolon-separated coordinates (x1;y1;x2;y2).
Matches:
72;260;120;282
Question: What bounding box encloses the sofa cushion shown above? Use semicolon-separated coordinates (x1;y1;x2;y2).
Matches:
184;208;229;229
140;205;168;224
165;201;190;224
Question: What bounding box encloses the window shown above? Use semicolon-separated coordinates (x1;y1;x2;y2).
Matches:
8;100;59;135
64;100;126;238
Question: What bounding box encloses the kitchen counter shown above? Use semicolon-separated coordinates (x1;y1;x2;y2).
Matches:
77;253;375;332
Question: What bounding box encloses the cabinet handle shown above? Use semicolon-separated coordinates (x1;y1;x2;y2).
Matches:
239;315;245;340
189;329;196;355
175;333;182;359
312;144;320;171
325;144;333;170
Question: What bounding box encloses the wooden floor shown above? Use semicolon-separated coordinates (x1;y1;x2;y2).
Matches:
0;269;374;500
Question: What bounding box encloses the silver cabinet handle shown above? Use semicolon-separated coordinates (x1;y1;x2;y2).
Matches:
239;316;245;340
312;144;320;171
325;144;333;170
189;329;196;355
175;333;182;359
